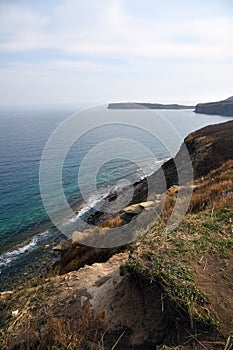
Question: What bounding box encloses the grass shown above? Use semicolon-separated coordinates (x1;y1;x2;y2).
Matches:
189;161;233;213
0;275;107;350
124;207;233;333
1;305;107;350
98;214;123;228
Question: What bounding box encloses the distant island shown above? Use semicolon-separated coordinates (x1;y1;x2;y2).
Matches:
108;102;195;109
195;96;233;117
108;97;233;117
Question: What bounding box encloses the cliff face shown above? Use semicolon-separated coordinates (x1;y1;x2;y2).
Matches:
69;120;233;242
195;97;233;116
151;119;233;191
71;120;233;228
184;119;233;177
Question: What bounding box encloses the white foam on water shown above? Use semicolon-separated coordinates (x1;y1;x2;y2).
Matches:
0;230;49;270
136;158;169;179
61;157;169;228
61;190;111;228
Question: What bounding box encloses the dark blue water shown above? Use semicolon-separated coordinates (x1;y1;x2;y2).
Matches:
0;105;232;290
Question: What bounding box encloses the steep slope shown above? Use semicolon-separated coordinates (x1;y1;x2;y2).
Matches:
151;119;233;190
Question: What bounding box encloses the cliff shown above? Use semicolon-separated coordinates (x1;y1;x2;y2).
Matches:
53;120;233;276
1;121;233;350
195;96;233;116
154;119;233;188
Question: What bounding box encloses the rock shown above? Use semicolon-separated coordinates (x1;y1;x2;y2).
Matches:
53;239;71;252
12;310;19;317
123;204;143;215
138;201;154;208
122;201;154;215
108;191;118;202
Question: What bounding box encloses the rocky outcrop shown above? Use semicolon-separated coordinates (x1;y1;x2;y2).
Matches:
53;239;127;274
121;200;154;215
195;96;233;116
149;119;233;191
53;239;71;252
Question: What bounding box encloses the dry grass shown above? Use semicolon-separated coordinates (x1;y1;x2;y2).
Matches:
0;277;107;350
189;161;233;213
98;215;123;228
1;305;107;350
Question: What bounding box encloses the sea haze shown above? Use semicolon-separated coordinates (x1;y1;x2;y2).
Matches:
0;105;232;290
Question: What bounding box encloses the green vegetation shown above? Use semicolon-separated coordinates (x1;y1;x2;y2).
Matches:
124;208;233;333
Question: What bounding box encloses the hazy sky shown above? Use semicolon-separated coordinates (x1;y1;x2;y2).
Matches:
0;0;232;106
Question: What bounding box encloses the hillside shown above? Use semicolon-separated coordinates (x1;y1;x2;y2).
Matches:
151;119;233;191
195;97;233;117
0;121;233;350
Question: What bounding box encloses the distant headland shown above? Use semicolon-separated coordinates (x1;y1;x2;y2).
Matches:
108;102;195;109
195;96;233;117
108;97;233;117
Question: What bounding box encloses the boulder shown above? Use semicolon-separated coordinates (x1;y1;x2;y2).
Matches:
122;201;154;215
138;201;154;208
53;239;71;252
122;204;143;215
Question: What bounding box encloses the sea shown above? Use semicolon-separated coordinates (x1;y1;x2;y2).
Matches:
0;104;232;290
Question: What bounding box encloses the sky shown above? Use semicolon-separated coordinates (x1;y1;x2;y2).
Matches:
0;0;232;106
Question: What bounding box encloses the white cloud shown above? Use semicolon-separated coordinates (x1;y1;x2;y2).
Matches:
0;0;232;62
0;0;232;105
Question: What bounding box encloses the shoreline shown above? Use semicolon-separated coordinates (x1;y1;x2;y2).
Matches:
0;170;151;292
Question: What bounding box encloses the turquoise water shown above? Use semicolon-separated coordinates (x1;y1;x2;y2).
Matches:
0;108;73;248
0;105;232;289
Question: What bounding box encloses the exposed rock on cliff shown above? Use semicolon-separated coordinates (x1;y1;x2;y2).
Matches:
150;119;233;191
